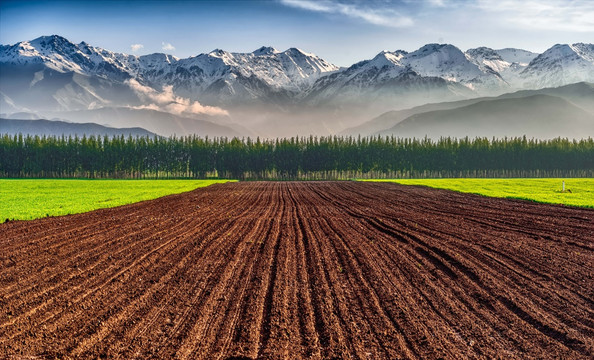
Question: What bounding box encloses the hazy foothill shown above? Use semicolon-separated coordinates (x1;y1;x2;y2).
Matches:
1;0;594;359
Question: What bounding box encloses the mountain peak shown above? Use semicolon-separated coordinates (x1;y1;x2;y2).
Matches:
370;50;406;68
208;49;228;57
520;43;594;88
30;34;72;48
406;43;468;64
550;43;575;52
466;47;503;61
529;44;580;66
540;43;594;59
416;43;457;53
494;48;538;65
32;34;69;42
378;49;408;56
253;46;280;56
407;43;465;61
139;53;179;64
285;48;314;57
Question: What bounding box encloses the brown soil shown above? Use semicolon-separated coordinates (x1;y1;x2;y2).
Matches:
0;181;592;359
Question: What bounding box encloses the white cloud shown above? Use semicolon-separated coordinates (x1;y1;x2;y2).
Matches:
279;0;413;28
130;44;144;52
162;42;176;51
476;0;594;32
125;79;229;117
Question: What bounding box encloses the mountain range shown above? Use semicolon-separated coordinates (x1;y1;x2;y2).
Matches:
1;35;593;138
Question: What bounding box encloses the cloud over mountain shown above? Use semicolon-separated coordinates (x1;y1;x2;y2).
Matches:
161;42;175;51
130;44;144;52
125;79;229;117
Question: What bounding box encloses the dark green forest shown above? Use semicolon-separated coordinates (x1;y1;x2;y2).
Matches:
1;134;592;179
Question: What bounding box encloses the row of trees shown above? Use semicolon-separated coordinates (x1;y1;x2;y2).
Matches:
1;134;592;179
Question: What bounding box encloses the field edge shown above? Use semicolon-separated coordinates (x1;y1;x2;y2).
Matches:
359;178;594;208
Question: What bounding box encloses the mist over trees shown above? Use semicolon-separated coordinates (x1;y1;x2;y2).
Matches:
1;134;592;179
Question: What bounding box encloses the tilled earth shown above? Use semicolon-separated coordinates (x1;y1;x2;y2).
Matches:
0;181;592;359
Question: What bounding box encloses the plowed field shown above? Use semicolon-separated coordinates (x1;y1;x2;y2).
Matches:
1;182;592;359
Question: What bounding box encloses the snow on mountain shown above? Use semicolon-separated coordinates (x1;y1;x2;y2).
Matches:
138;53;179;71
155;46;339;103
0;35;86;72
306;44;506;109
1;35;593;120
0;35;339;107
466;47;510;73
346;44;499;89
0;35;141;81
572;43;594;62
406;44;485;84
465;47;533;88
252;46;280;56
302;50;409;106
307;49;408;92
495;48;538;65
519;43;594;88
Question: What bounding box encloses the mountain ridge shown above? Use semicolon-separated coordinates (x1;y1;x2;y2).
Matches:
2;35;594;137
3;35;593;106
342;82;594;138
377;93;594;140
0;118;157;138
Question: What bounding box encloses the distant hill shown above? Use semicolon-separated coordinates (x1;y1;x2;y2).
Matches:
497;81;594;113
343;82;594;137
0;118;157;137
340;99;484;136
43;107;246;138
377;94;594;139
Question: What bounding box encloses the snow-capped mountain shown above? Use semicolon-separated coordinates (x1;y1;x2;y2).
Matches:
304;43;507;111
144;46;340;106
466;47;538;73
0;35;142;80
304;50;470;109
405;44;503;89
465;47;535;88
465;44;594;91
495;48;538;65
518;43;594;88
2;35;593;109
1;35;593;137
0;35;339;108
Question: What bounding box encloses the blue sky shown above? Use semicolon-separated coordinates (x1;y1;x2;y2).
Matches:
1;0;593;66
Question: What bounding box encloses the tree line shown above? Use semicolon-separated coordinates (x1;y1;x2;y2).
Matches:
1;134;592;179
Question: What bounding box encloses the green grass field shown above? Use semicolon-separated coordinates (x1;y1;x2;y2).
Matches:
0;179;234;222
361;178;594;208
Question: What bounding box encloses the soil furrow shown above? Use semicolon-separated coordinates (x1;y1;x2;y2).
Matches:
1;181;592;359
